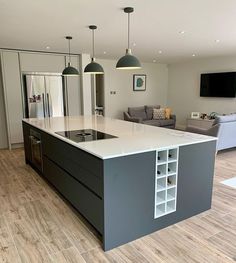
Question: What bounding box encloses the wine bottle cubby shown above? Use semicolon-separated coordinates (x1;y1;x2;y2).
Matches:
154;147;179;219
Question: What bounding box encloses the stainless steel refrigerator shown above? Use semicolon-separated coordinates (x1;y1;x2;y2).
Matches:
23;74;65;118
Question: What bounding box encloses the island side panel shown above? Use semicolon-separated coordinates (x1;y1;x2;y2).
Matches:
22;122;31;163
103;140;216;251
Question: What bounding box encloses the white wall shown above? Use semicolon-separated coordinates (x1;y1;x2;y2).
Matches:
168;55;236;128
97;59;168;119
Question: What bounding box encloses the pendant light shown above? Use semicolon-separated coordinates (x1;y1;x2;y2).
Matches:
84;25;104;74
62;36;79;76
116;7;141;70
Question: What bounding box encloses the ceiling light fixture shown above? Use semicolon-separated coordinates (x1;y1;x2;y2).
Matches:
84;25;104;74
46;46;50;50
62;36;79;76
215;39;220;43
192;54;196;57
158;50;162;54
116;7;141;70
179;30;185;34
153;59;157;63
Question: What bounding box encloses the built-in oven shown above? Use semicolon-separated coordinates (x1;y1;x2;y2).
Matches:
29;129;43;172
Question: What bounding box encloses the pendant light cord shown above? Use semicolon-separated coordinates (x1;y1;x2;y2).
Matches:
92;29;95;59
128;12;130;50
68;38;71;64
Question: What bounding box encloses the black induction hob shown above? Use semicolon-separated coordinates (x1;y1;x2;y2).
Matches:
55;129;117;143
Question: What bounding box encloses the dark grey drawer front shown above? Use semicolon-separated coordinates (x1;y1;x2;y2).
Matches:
42;132;103;197
43;156;103;233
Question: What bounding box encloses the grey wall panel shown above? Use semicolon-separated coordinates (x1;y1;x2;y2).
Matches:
103;140;216;251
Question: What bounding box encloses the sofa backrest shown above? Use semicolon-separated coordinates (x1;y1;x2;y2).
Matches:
214;114;236;124
213;114;236;150
145;105;161;119
128;106;147;120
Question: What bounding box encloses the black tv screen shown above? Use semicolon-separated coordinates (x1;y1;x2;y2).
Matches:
200;72;236;98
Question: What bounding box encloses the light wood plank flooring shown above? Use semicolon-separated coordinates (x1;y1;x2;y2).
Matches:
0;148;236;262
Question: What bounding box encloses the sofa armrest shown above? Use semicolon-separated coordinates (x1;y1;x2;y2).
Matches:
170;114;176;122
207;124;220;137
123;112;143;123
186;126;209;135
186;124;219;137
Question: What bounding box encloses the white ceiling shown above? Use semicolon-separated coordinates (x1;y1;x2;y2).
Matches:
1;0;236;63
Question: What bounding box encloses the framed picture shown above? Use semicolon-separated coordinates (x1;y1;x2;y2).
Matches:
191;112;200;119
133;74;146;91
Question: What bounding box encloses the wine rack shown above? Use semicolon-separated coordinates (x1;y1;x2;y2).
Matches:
154;147;179;218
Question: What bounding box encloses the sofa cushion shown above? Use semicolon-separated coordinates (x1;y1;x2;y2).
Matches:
157;119;175;126
214;114;236;124
142;120;161;126
128;106;147;120
153;108;166;120
143;119;175;127
145;105;160;119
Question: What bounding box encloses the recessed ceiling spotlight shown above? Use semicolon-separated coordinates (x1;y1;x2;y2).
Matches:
215;39;220;43
192;54;196;57
133;43;136;46
103;51;107;54
46;46;50;49
153;59;157;63
179;31;185;34
158;50;162;54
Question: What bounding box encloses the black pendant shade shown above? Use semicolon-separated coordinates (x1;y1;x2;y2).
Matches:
62;62;79;75
116;7;141;70
84;58;104;74
116;49;141;69
84;25;104;74
62;36;79;76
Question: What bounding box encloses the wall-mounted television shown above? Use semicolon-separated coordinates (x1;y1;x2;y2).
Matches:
200;72;236;98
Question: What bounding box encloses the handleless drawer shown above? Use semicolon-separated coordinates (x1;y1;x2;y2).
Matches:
43;156;103;233
42;132;103;197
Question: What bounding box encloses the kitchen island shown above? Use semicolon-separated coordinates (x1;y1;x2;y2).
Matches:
22;115;217;251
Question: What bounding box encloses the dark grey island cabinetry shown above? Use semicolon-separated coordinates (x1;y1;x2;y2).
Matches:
22;116;217;251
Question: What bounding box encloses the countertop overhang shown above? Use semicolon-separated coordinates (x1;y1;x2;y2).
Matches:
23;115;217;159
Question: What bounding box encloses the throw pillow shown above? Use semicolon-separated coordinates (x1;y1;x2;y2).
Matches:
165;108;172;119
153;108;166;120
145;105;160;119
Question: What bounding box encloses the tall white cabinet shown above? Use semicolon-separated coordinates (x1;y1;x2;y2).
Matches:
0;50;89;149
65;56;82;116
1;51;23;147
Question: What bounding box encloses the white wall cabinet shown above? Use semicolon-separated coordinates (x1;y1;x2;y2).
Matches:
20;53;65;73
0;62;8;149
80;54;92;115
1;51;23;146
0;50;89;149
65;56;82;116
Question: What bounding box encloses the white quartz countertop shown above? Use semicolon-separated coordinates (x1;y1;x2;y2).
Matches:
23;115;217;159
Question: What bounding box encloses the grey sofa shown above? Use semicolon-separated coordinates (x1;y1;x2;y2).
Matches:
124;105;176;129
186;114;236;151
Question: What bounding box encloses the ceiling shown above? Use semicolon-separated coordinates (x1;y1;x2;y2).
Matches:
1;0;236;64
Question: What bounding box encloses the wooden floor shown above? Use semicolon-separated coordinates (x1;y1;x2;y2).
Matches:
0;149;236;262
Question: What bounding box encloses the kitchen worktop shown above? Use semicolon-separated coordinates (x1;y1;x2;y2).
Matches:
23;115;217;159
